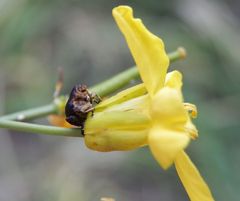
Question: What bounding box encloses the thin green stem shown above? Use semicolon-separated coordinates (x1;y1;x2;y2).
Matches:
90;67;138;97
0;120;83;137
0;104;57;121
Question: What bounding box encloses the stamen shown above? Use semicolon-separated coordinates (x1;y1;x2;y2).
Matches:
177;47;187;60
184;103;197;118
185;125;198;140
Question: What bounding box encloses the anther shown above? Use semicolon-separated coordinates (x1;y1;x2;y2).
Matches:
184;103;197;118
177;47;187;60
185;124;198;140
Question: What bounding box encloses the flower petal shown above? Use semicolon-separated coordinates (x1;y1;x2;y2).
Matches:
175;151;215;201
95;83;146;112
112;6;169;97
102;95;150;117
164;70;183;90
148;126;189;169
85;110;150;133
164;74;199;140
85;129;148;152
148;87;190;169
150;87;187;126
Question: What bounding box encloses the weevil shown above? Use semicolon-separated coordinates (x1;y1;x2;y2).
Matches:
65;84;101;134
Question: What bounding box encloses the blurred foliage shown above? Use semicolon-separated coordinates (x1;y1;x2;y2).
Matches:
0;0;240;201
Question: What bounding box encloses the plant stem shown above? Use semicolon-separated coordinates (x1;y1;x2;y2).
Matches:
0;47;186;137
0;104;57;121
0;120;83;137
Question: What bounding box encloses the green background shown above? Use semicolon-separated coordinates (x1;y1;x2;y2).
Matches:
0;0;239;200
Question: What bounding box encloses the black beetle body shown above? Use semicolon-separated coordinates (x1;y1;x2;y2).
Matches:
65;84;101;133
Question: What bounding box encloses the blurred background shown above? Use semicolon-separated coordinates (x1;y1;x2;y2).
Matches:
0;0;239;200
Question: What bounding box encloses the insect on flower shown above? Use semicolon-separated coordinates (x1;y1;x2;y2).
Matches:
65;84;101;133
52;6;215;201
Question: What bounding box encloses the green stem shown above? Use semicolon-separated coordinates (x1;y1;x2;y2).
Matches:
0;47;186;137
0;120;83;137
0;104;57;121
90;67;138;97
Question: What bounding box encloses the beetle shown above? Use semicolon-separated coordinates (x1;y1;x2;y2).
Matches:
65;84;101;134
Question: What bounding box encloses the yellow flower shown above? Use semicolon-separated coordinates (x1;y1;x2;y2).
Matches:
84;6;214;201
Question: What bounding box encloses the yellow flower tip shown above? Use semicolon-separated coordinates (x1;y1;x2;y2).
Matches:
165;71;183;90
112;5;132;17
184;103;198;118
177;47;187;60
112;6;138;26
112;5;169;97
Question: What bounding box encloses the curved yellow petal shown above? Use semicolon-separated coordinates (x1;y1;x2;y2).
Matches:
148;126;189;169
164;70;183;90
102;95;150;118
112;6;169;97
175;151;215;201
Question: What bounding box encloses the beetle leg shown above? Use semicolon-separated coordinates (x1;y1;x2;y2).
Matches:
80;103;95;117
72;102;92;114
90;92;102;104
80;103;94;113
